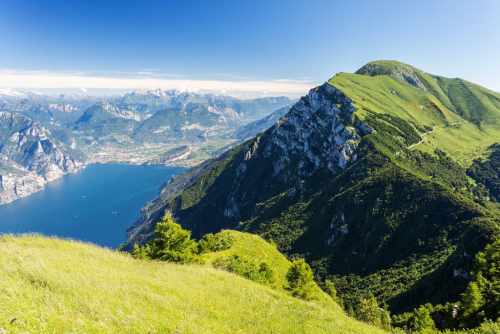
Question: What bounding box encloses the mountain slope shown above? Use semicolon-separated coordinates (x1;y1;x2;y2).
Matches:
74;102;143;139
0;99;83;129
0;112;85;204
232;96;294;119
231;104;293;139
132;105;235;142
122;61;500;313
0;234;385;333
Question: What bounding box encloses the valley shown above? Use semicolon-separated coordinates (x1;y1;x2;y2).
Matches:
0;88;293;205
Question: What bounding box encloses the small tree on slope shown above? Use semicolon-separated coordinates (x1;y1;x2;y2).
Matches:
286;259;315;300
133;215;199;263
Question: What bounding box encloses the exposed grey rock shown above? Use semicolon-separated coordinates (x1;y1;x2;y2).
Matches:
0;112;85;205
121;82;373;249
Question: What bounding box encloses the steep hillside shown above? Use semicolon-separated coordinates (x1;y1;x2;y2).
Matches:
0;99;83;129
74;102;144;140
0;112;85;204
132;105;237;142
0;234;385;333
122;61;500;313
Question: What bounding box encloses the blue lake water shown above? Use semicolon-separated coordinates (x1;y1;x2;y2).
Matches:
0;164;186;248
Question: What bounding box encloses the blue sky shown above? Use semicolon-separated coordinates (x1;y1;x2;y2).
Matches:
0;0;498;97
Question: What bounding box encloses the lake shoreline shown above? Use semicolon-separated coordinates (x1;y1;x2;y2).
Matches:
0;164;186;248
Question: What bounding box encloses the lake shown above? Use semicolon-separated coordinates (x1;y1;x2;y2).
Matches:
0;164;186;248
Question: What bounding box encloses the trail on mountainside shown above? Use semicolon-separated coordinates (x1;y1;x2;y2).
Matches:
395;122;466;155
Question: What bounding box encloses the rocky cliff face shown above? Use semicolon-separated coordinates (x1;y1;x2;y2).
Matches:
122;82;372;245
0;112;85;204
256;83;371;177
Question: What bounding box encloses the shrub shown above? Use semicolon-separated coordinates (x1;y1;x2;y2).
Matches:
198;232;233;254
286;259;315;300
212;254;276;286
356;295;381;325
132;215;199;263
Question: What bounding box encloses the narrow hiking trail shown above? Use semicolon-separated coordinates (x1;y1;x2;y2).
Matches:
395;121;466;155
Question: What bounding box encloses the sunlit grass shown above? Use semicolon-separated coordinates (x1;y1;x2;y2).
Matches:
0;234;386;333
329;69;500;169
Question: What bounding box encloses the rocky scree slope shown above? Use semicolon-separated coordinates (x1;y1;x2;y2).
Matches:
122;61;500;314
0;112;85;204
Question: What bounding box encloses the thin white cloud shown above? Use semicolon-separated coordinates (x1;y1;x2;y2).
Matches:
79;87;88;94
0;69;317;94
272;78;316;84
155;73;188;78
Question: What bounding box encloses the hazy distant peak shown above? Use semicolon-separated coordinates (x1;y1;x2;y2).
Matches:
0;88;26;96
129;88;182;97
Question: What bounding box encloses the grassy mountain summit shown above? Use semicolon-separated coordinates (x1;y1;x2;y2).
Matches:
121;60;500;315
0;233;386;333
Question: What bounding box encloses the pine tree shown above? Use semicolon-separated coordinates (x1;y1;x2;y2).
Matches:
286;259;315;300
409;305;435;333
461;282;483;317
355;295;381;325
132;214;199;263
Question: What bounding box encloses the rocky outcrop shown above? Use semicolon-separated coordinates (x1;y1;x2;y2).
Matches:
0;112;85;205
0;166;46;204
99;102;145;122
121;82;373;249
259;83;370;177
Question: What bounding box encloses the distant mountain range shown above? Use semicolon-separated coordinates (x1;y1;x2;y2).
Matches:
0;88;295;204
0;88;294;145
231;104;294;140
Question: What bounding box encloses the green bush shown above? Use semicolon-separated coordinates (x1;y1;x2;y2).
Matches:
355;295;381;325
286;259;315;300
212;254;276;286
198;232;233;254
408;305;435;333
133;215;199;263
324;279;344;308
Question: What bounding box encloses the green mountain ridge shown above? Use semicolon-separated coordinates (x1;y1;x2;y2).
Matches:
121;61;500;314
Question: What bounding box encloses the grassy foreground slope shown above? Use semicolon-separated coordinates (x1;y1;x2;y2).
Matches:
0;234;384;334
